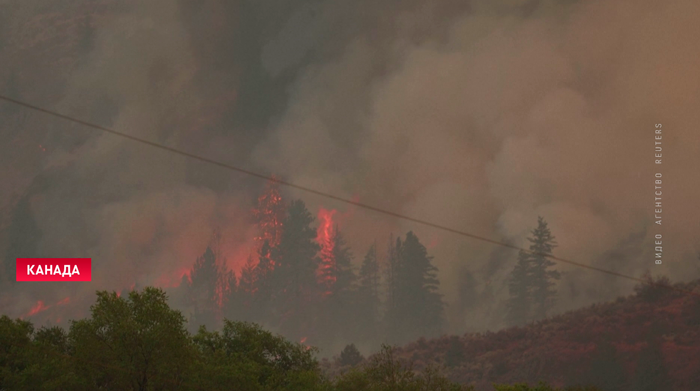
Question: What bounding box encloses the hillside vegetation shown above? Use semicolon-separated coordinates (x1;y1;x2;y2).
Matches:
337;277;700;391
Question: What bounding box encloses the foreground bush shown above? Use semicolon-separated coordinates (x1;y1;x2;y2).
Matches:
0;287;601;391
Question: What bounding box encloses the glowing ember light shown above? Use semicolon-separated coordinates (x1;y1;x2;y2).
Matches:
300;337;308;344
253;177;285;261
38;144;46;152
427;235;440;249
57;297;70;305
317;208;337;294
24;300;50;317
153;268;190;289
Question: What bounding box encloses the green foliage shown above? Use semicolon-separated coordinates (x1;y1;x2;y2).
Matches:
191;320;323;391
0;316;34;390
69;288;193;390
339;343;364;367
0;287;623;391
333;345;473;391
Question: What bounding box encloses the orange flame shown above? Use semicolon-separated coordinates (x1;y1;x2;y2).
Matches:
317;208;337;293
23;301;50;317
57;297;70;306
253;177;285;253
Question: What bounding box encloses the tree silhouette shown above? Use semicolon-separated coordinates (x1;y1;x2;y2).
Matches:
506;216;560;325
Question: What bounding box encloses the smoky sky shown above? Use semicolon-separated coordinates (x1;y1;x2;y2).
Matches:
1;0;699;334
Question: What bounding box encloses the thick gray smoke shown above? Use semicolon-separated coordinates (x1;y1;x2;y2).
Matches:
1;0;699;336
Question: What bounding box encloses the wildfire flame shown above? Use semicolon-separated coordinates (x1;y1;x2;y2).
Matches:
253;177;285;253
23;300;50;318
317;208;337;293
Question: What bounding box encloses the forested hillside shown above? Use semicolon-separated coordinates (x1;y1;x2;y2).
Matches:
333;278;700;391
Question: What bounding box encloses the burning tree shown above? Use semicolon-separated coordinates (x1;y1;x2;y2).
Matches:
317;208;338;294
316;219;358;345
253;177;286;251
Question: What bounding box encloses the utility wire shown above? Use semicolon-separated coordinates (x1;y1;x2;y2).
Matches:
0;94;695;297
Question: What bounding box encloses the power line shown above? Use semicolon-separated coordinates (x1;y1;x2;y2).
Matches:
0;94;695;297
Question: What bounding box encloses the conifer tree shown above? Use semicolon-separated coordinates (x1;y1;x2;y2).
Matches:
233;255;256;321
529;217;560;320
253;240;275;323
358;243;381;341
270;200;320;341
253;178;285;250
387;232;443;343
188;246;219;329
319;228;357;344
506;250;532;326
188;231;233;329
506;216;560;325
384;235;401;337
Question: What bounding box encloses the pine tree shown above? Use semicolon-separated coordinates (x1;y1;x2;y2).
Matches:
506;250;533;326
384;235;400;337
253;177;285;250
529;217;560;320
188;231;232;329
233;255;257;321
506;216;560;325
319;228;357;344
388;231;444;343
270;200;320;341
358;243;381;341
323;227;356;301
252;240;275;324
188;246;219;329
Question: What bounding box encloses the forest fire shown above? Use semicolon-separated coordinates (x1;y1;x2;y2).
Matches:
317;207;337;293
154;267;191;289
253;177;285;254
22;300;49;318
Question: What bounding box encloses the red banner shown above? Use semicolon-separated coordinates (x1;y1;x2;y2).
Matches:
16;258;92;281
